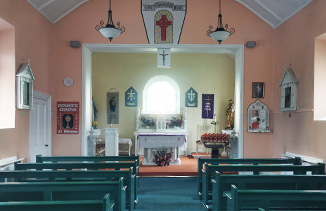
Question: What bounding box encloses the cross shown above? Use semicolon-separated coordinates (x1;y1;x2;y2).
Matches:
156;15;172;42
204;96;213;117
188;90;196;102
159;50;169;66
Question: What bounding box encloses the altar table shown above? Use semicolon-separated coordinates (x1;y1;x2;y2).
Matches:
135;133;187;165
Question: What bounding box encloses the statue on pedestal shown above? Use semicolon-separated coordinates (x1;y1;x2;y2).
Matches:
226;100;235;130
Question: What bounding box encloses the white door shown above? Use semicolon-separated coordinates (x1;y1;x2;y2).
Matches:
29;92;51;162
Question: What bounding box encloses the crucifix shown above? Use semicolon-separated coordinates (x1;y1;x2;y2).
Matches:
160;50;169;66
157;48;171;68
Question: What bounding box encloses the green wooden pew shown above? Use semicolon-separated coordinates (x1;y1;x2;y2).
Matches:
211;171;326;211
36;155;139;170
14;162;138;210
197;157;302;196
201;163;325;209
35;155;140;202
0;193;114;211
0;169;135;211
0;179;126;211
226;185;326;211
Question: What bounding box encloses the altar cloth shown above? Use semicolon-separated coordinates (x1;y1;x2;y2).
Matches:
137;134;187;152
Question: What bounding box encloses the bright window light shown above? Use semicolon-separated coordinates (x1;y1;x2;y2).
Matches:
143;76;180;114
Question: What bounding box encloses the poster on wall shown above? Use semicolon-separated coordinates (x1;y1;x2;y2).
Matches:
125;86;138;107
202;94;214;119
141;0;187;44
57;102;79;134
185;87;197;107
107;92;119;124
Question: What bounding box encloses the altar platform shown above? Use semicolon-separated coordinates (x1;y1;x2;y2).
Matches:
139;156;197;177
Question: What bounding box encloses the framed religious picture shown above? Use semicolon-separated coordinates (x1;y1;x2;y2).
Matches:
57;102;79;134
252;82;264;98
247;99;270;133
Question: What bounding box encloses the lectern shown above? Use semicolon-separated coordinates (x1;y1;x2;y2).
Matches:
105;128;119;156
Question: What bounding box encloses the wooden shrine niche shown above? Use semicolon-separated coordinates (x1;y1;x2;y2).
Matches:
279;65;298;112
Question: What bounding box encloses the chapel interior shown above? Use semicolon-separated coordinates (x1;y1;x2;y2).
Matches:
1;0;326;210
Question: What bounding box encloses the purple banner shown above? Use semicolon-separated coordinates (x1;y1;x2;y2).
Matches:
202;94;214;119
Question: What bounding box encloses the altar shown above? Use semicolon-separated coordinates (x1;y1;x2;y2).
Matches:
134;132;188;165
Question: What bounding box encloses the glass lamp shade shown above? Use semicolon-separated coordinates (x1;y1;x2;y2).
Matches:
209;30;230;44
99;27;122;40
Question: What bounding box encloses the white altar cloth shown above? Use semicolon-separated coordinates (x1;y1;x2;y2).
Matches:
138;134;186;151
136;134;187;165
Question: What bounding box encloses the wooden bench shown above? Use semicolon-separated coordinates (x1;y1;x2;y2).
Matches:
201;163;325;209
14;162;138;210
211;171;326;211
0;179;126;211
35;155;140;168
0;193;114;211
226;184;326;211
35;155;140;201
0;169;135;211
197;157;302;197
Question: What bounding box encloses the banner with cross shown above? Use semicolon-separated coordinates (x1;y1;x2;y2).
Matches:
185;87;198;107
125;86;138;107
202;94;214;119
141;0;187;44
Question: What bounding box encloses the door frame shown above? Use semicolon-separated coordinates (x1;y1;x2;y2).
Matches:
81;44;244;158
29;91;52;162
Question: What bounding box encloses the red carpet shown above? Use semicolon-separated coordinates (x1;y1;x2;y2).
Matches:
139;156;198;177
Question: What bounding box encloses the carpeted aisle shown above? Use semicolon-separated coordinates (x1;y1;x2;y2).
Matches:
136;177;205;211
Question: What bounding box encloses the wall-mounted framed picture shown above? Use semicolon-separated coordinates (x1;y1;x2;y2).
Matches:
247;99;270;133
16;63;35;109
252;82;264;98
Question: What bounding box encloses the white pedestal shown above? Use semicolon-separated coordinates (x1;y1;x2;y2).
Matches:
105;128;119;156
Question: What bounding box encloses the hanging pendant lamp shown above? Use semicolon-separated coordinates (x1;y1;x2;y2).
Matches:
95;0;125;42
207;0;235;44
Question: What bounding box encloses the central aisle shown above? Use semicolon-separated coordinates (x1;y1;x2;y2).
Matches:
136;177;205;211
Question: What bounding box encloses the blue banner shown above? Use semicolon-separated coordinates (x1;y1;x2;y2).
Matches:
202;94;214;119
185;87;197;107
125;86;138;107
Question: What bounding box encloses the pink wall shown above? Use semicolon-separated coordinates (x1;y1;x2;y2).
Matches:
52;0;274;157
0;0;277;159
0;28;15;129
273;0;326;160
0;0;54;160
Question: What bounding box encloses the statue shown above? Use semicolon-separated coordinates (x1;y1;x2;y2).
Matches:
226;100;235;130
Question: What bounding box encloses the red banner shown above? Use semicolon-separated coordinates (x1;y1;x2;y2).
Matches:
57;102;79;134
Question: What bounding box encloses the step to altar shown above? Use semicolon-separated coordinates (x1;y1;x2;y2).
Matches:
191;152;211;159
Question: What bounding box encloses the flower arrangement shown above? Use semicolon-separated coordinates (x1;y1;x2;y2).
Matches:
141;116;155;127
167;116;183;128
92;121;99;129
152;148;173;166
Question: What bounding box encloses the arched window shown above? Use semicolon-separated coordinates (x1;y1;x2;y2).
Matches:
143;76;180;114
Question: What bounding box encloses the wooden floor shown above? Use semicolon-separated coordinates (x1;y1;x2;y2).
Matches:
139;156;199;177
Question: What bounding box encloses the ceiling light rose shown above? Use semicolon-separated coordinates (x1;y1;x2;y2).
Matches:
207;0;235;44
95;0;125;42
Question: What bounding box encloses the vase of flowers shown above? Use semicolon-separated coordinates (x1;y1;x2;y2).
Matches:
167;116;183;128
92;121;99;129
152;148;173;166
141;116;155;128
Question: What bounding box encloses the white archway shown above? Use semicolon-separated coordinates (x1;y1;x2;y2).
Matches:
82;44;244;158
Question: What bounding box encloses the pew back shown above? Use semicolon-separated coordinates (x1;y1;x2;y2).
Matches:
227;185;326;211
212;172;326;211
0;193;114;211
0;180;126;211
197;157;302;195
0;169;135;211
202;163;325;208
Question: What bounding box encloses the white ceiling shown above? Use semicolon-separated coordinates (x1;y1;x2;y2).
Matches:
27;0;90;24
236;0;313;29
26;0;313;28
